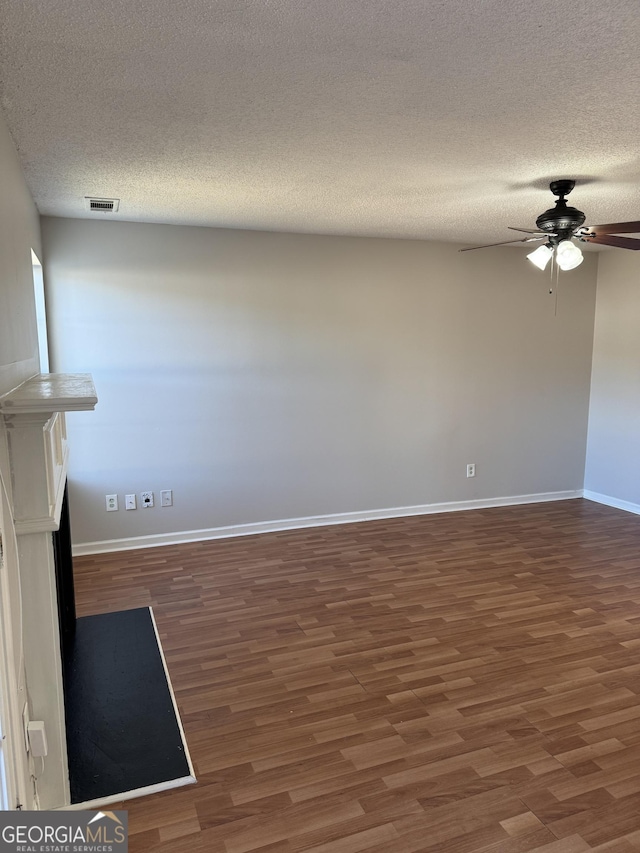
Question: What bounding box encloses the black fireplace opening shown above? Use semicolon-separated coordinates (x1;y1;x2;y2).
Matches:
53;482;75;669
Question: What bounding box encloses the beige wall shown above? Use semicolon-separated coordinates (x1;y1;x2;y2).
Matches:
0;113;41;394
585;251;640;509
0;107;41;529
43;217;598;547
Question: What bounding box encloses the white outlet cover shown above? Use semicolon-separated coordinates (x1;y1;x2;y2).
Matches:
27;721;48;758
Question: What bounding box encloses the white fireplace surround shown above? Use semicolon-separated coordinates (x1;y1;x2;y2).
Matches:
0;373;97;809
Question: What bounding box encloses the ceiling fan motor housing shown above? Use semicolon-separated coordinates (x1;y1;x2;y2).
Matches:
535;179;586;237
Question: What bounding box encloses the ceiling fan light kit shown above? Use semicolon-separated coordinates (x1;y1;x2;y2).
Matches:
527;237;584;272
461;180;640;270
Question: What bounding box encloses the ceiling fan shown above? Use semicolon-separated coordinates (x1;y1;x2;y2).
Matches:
461;180;640;271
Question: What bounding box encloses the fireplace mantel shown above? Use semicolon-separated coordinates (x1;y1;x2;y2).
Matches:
0;373;98;415
0;374;97;534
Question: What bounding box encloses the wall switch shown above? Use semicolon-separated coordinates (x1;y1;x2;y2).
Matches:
466;463;476;478
106;494;118;511
140;491;154;508
125;494;137;510
160;489;173;507
27;721;48;758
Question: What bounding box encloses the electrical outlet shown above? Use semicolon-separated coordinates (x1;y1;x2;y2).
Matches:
160;489;173;507
466;463;476;478
106;494;118;511
125;494;137;510
140;491;154;508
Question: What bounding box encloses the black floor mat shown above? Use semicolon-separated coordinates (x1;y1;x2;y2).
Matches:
64;607;191;803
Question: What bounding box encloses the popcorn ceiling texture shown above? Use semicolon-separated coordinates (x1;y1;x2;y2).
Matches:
1;0;639;244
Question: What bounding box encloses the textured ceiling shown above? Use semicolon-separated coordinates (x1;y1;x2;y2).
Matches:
1;0;640;245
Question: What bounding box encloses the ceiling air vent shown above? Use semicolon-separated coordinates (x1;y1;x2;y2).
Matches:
84;197;120;213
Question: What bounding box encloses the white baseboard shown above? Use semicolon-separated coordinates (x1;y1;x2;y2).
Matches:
73;490;583;556
583;490;640;516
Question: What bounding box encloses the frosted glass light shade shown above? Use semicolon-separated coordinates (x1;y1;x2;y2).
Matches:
555;239;584;271
527;243;553;270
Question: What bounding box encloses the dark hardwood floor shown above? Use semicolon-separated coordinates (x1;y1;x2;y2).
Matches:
73;498;640;852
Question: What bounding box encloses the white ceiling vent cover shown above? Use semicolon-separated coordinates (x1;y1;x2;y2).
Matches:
84;196;120;212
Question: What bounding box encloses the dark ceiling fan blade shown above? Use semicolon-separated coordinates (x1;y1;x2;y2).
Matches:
587;221;640;235
459;236;545;252
507;227;548;234
582;234;640;250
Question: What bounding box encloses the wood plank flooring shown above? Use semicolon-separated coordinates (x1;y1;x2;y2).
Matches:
73;499;640;852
